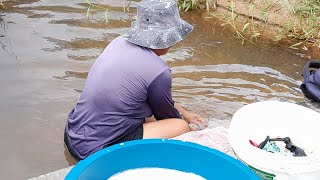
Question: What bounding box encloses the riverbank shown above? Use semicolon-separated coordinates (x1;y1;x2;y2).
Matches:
179;0;320;59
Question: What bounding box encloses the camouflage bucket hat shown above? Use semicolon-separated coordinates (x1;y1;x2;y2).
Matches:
122;0;193;49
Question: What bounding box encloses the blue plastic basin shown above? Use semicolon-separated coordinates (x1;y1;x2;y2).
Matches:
65;139;259;180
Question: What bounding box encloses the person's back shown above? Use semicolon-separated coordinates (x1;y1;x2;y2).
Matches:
65;36;170;159
64;0;206;161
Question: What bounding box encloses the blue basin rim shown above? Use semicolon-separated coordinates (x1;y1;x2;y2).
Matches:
65;139;259;180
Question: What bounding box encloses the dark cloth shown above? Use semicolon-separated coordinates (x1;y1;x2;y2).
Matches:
64;125;144;161
259;136;307;157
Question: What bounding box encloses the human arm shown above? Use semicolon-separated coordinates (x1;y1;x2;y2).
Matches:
174;103;207;130
147;69;207;130
147;69;181;120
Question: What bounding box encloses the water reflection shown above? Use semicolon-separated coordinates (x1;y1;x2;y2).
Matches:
43;36;113;51
0;16;15;56
53;71;88;80
67;54;97;61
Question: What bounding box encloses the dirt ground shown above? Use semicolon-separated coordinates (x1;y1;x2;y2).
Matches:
198;0;320;59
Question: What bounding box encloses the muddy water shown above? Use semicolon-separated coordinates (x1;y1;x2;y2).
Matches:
0;0;316;179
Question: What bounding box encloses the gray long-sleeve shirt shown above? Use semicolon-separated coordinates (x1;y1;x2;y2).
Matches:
65;36;181;159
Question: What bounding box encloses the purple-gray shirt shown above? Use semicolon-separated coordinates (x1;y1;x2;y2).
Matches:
65;36;180;159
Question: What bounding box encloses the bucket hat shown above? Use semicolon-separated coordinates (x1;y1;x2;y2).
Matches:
122;0;193;49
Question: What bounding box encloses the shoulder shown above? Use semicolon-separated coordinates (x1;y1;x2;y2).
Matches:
107;36;129;47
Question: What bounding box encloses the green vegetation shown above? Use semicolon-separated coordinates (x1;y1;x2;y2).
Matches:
207;1;248;45
0;1;4;9
279;0;320;49
178;0;215;12
206;1;265;45
206;0;320;50
84;0;319;50
84;0;109;22
84;0;132;22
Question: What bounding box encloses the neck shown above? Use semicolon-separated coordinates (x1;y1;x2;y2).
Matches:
152;48;170;56
152;49;162;56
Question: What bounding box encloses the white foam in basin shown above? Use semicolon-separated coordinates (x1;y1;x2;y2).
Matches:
108;168;206;180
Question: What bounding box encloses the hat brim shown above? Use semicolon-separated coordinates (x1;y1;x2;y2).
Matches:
122;19;193;49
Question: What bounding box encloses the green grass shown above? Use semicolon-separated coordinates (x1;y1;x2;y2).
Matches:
178;0;216;12
207;0;320;50
84;0;110;22
83;0;319;50
84;0;134;22
280;0;320;49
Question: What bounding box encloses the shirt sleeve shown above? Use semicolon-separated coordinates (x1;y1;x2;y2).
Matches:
147;69;181;120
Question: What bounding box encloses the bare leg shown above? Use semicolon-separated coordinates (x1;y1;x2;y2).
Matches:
143;118;190;139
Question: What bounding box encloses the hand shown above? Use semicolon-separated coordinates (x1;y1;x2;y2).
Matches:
181;112;208;130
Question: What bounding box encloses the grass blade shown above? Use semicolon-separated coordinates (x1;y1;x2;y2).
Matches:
86;5;92;19
242;23;250;32
290;41;303;47
105;9;109;23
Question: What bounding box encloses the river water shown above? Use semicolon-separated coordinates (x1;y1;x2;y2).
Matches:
0;0;317;179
